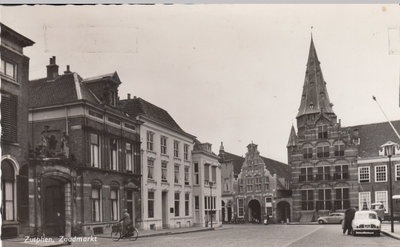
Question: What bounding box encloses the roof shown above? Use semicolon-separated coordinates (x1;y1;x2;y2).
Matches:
29;73;101;108
83;72;121;85
287;125;297;147
344;120;400;158
297;37;334;118
1;23;35;47
119;97;194;138
219;150;291;179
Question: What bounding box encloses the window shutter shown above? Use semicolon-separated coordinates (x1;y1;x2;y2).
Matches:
1;93;17;142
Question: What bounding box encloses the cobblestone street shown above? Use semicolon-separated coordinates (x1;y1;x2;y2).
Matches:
5;224;398;247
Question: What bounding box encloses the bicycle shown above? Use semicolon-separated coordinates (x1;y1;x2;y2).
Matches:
111;222;139;241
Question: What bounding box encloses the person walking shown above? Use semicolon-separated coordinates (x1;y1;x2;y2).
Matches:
343;207;356;235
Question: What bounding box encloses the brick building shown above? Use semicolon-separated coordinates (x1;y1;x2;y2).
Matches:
119;97;196;230
287;38;360;222
1;23;34;239
192;140;222;227
220;143;291;224
25;58;142;237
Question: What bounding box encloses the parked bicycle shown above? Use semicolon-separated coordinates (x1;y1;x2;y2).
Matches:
111;222;139;241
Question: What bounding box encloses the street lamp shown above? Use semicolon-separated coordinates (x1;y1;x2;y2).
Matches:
209;181;214;229
380;141;398;233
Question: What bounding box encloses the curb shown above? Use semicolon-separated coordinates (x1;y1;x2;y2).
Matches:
96;227;215;239
381;230;400;240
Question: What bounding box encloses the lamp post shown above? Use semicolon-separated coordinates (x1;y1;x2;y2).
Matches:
209;181;214;229
381;141;397;233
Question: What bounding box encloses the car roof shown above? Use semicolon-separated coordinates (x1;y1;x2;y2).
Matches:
356;210;377;215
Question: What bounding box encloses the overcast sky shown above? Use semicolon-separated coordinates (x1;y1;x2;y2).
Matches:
2;4;400;163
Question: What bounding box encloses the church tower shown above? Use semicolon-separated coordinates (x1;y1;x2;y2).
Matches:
287;37;358;222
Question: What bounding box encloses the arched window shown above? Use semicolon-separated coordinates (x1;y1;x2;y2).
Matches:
2;160;15;221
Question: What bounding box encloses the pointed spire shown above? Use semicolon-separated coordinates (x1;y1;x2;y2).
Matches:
287;125;297;147
297;36;335;118
219;141;224;153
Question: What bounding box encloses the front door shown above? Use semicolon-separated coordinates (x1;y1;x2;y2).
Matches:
43;178;65;236
162;192;168;229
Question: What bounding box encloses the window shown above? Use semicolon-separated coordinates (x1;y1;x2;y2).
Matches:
110;189;119;221
174;141;179;158
316;166;330;181
184;144;189;160
335;144;345;157
303;147;313;159
335;188;350;210
247;184;253;191
126;143;133;172
161;162;168;182
108;117;121;125
161;136;167;154
195;196;199;210
359;192;371;211
375;191;388;213
124;123;136;131
317;146;330;158
194;163;199;185
1;59;17;79
204;164;210;185
211;166;216;183
91;188;101;222
1;161;15;221
126;191;134;221
90;133;100;168
185;193;190;216
148;159;154;179
266;207;272;216
316;189;332;210
147;131;154;151
174;164;180;184
239;186;244;192
148;191;154;218
334;165;349;180
396;164;400;181
1;93;17;143
175;192;180;216
358;167;370;183
375;165;387;182
255;177;262;191
110;138;118;170
301;190;314;210
184;166;190;185
238;199;244;217
299;167;313;182
318;125;328;139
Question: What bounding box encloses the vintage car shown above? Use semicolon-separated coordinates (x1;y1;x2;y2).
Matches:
370;202;385;222
317;212;344;224
351;211;381;236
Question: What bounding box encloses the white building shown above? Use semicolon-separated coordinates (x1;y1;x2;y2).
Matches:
120;96;196;230
192;140;222;227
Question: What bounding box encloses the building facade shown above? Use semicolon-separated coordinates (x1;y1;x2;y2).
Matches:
220;143;291;224
287;38;359;222
119;97;196;230
1;23;34;239
192;140;222;227
26;58;142;237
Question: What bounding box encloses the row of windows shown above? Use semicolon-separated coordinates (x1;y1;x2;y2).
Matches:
301;188;349;210
358;164;400;183
193;163;217;186
88;110;136;131
299;165;349;182
303;144;345;159
147;131;190;160
148;191;190;218
359;191;388;212
90;133;140;173
148;161;190;185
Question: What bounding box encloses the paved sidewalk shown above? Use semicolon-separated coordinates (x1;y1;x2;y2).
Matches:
381;222;400;240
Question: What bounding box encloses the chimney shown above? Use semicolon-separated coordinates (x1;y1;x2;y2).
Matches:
64;65;71;74
47;56;59;80
127;93;131;100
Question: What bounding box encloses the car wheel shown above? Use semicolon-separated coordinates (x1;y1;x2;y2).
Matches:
352;230;356;236
339;220;343;224
318;220;324;224
375;231;380;236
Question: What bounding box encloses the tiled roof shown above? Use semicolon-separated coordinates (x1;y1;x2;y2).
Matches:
344;120;400;158
219;151;291;179
29;73;102;108
119;97;193;137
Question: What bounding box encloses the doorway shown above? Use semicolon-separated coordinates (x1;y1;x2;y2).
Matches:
42;178;65;236
277;201;291;223
248;199;261;223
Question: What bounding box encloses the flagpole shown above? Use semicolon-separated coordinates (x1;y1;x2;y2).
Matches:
372;96;400;141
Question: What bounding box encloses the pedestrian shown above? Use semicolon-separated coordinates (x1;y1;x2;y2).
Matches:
343;207;356;235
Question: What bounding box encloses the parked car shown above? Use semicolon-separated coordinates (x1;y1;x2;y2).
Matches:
317;212;344;224
370;202;385;222
351;211;381;236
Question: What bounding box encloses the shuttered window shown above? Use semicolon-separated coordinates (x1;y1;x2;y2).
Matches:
1;92;18;143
